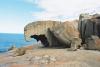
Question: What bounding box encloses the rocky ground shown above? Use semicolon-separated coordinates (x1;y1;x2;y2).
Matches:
0;45;100;67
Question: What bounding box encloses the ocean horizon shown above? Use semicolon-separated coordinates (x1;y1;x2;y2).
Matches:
0;33;36;53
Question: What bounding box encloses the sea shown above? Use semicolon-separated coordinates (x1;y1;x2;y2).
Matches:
0;33;36;53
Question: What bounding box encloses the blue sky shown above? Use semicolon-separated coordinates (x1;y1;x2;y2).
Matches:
0;0;41;33
0;0;100;33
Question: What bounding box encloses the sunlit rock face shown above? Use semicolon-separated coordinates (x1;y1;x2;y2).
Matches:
24;13;100;50
47;20;81;50
24;21;61;47
24;20;81;50
24;21;61;41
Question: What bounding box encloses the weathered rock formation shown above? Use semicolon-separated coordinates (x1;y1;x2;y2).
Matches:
84;35;100;50
79;13;100;50
46;20;81;50
24;20;81;50
24;13;100;51
24;21;61;47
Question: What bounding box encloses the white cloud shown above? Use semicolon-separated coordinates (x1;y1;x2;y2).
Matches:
32;0;100;21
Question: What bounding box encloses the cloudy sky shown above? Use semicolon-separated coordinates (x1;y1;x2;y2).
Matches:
0;0;100;33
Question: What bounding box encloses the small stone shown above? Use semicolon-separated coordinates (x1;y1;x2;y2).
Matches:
43;55;49;58
50;56;56;62
33;56;42;64
34;56;42;60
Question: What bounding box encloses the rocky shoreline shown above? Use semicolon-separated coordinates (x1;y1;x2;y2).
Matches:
0;44;100;67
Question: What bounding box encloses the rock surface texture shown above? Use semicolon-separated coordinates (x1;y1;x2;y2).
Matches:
24;21;61;47
47;21;81;50
0;49;100;67
24;21;61;41
79;13;100;50
24;20;81;50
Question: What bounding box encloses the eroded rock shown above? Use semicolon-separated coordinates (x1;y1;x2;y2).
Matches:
79;13;100;50
24;20;81;51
